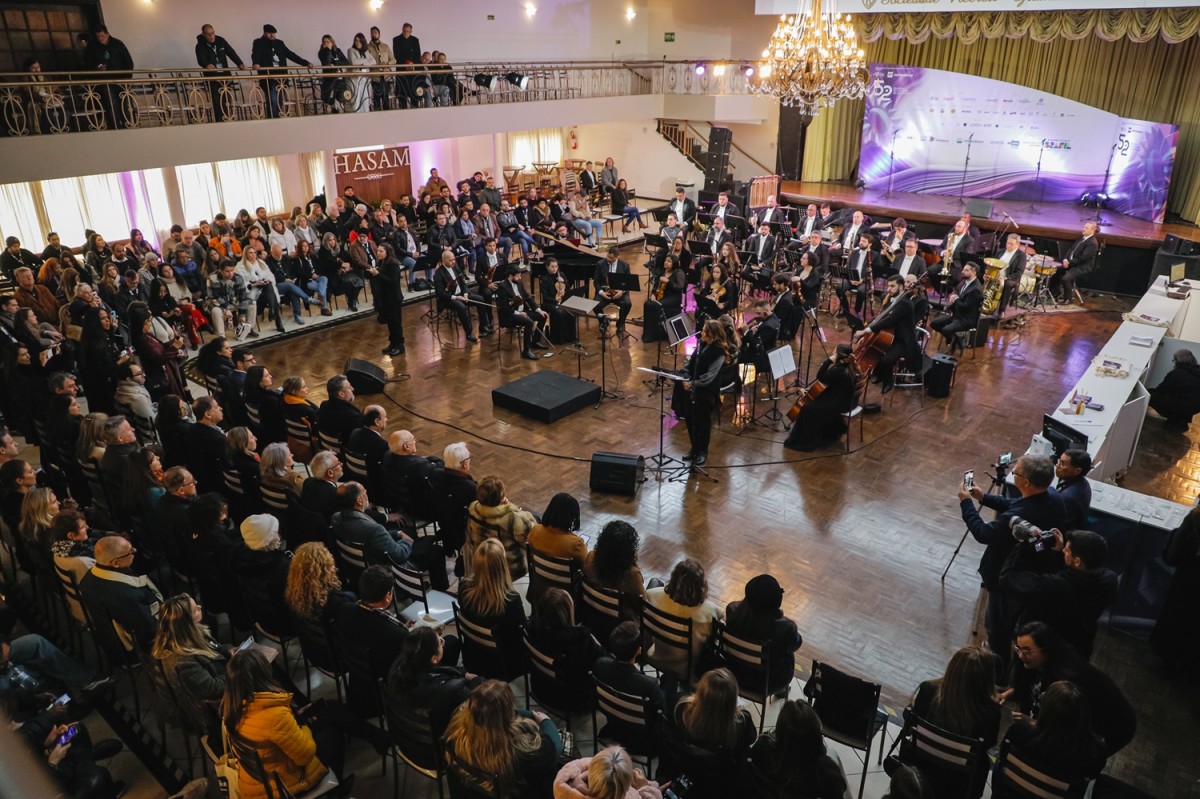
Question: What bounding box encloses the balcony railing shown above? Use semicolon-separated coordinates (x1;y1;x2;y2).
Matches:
0;60;755;138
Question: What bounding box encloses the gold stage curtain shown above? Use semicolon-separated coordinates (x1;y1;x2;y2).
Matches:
802;28;1200;225
859;9;1200;45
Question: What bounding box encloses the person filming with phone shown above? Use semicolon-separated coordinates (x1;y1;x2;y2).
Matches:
956;454;1066;670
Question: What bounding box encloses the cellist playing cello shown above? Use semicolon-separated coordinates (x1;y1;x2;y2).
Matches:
852;274;919;395
783;344;858;452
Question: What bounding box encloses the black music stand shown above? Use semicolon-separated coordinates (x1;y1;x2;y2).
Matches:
640;316;694;480
643;233;668;257
645;313;692;392
608;272;641;342
751;344;797;430
559;294;597;381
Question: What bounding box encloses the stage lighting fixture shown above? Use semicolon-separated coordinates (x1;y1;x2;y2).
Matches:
506;72;530;90
741;64;755;77
694;64;706;76
713;64;727;76
474;73;499;91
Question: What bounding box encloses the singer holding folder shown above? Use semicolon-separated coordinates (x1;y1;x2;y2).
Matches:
669;320;738;466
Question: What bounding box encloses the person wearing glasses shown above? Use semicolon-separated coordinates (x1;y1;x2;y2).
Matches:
79;535;162;652
113;361;155;428
957;454;1066;671
1049;448;1093;533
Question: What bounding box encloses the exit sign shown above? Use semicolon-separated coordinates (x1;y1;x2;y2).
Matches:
664;32;675;42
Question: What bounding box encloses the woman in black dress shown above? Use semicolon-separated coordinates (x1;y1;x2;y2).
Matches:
794;250;823;309
783;343;858;452
697;262;735;323
675;319;737;466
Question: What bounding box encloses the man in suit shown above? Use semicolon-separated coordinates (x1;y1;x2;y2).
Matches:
1050;448;1093;531
830;210;866;253
579;161;599;194
795;202;821;241
881;217;917;264
431;442;476;555
185;398;226;494
80;536;162;652
591;622;666;746
1051;221;1100;304
345;405;389;494
381;429;443;518
709;191;740;224
742;222;777;293
837;233;880;325
931;263;984;352
770;273;796;341
797;230;830;273
434;250;490;342
960;213;982;240
497;265;551;360
592;246;632;333
250;24;311;119
300;450;344;521
754;195;790;230
892;237;927;281
704;216;732;260
667;187;697;231
938;220;975;287
334;566;409;681
853;275;916;394
318;374;362;445
475;238;507;312
995;233;1028;315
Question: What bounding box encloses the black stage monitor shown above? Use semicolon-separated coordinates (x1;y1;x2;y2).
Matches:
1042;413;1090;458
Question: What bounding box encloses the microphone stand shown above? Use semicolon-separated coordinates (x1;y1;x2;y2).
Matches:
882;129;901;200
955;134;974;209
595;315;622;404
1023;139;1047;214
1083;142;1118;226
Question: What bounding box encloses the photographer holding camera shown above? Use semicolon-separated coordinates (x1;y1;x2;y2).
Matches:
957;454;1066;669
1000;527;1118;659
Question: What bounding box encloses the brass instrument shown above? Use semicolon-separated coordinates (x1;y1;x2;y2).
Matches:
942;235;955;273
981;277;1004;315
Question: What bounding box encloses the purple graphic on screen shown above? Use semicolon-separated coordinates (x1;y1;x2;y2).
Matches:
861;64;1176;223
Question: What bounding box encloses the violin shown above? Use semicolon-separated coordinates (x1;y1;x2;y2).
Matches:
786;379;827;421
655;277;667;302
554;275;566;303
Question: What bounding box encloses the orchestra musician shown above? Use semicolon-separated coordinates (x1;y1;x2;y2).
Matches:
891;237;927;281
538;257;575;344
905;273;931;328
660;213;687;245
697;262;736;323
852;275;917;395
475;238;507;307
782;344;858;452
592;245;632;334
742;222;778;294
880;218;916;265
740;298;780;358
1050;221;1099;305
675;319;739;466
817;202;836;228
995;233;1027;315
794;251;822;309
770;272;797;341
705;216;733;261
938;220;975;288
710;242;741;291
433;250;492;342
650;236;692;294
960;212;982;240
795;203;821;241
667;187;698;231
497;264;551;361
751;195;790;229
830;210;866;250
709;191;740;224
931;262;984;353
795;229;830;273
836;233;880;326
655;254;689;321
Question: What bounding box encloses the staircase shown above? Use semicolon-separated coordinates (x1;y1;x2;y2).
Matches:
656;118;726;171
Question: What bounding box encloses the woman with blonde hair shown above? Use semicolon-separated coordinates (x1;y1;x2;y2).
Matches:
465;475;536;580
554;745;661;799
458;539;527;675
284;542;353;627
443;679;563;796
20;486;61;549
153;593;226;738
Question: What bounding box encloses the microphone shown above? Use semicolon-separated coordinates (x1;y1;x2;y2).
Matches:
1003;211;1019;229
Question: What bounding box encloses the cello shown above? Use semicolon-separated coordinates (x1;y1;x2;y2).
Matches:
851;272;930;374
786;379;827;421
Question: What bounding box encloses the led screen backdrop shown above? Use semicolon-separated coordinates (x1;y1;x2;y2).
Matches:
859;63;1177;224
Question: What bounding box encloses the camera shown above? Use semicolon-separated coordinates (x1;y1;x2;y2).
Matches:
663;774;693;799
995;451;1013;477
1010;517;1056;551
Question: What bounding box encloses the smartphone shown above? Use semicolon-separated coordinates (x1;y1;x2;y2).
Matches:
46;693;70;711
964;470;975;489
55;724;80;747
237;636;255;652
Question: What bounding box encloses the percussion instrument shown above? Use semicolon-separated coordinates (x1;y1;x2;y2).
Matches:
1028;253;1060;277
1019;266;1037;295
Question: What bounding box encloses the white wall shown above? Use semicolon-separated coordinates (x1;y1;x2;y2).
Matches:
574;120;704;201
98;0;776;69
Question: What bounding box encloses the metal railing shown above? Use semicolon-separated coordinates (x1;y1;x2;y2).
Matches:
656;118;774;177
0;60;755;138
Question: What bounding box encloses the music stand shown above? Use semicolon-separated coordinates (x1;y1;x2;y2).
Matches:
560;294;598;380
607;272;642;342
638;332;690;479
752;344;797;429
643;233;668;257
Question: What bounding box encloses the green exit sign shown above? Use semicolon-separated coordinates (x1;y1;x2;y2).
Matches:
664;32;675;42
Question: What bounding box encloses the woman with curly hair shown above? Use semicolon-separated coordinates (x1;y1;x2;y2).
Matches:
284;542;354;628
583;520;647;621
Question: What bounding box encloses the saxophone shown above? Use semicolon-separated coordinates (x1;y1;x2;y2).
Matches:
943;234;955;274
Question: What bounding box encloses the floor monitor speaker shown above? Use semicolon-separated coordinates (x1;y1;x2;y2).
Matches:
344;358;387;395
589;452;645;495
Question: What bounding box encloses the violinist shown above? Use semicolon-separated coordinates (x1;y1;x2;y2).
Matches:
794;251;822;309
433;250;492;343
651;236;692;294
539;258;575;344
656;254;688;320
769;272;796;341
475;238;507;307
852;275;916;395
783;343;858;452
836;232;880;328
497;264;551;361
905;273;931;328
704;240;740;290
740;298;779;361
697;262;736;323
674;319;738;466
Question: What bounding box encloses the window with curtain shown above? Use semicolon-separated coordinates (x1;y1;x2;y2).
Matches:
41;173;132;245
176;162;223;226
302;152;326;208
0;183;42;246
508;128;564;169
176;157;284;224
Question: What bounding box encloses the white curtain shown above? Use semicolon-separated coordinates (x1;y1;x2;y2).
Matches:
508;128;564;169
0;183;42;246
176;162;223;227
41;173;132;245
176;156;284;225
301;152;326;208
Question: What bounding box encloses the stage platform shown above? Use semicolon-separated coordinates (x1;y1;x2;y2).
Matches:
491;370;602;423
780;181;1199;251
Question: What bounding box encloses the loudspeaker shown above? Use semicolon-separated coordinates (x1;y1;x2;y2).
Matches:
704;126;733;193
926;354;958;398
589;452;645;495
344;358;387;395
965;198;993;220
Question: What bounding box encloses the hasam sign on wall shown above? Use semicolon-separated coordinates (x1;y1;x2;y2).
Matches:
333;146;413;204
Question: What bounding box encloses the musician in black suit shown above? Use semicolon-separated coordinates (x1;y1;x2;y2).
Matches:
996;233;1028;315
433;251;491;342
880;218;917;266
795;230;830;274
667;188;697;231
592;246;631;332
891;237;927;282
770;273;797;341
539;258;576;344
742;222;778;293
960;213;982;240
836;233;880;324
709;191;740;224
937;220;975;287
656;254;688;321
703;216;732;261
783;344;858;452
497;265;550;360
1050;222;1099;304
677;320;736;466
853;275;916;394
906;274;931;329
795;203;821;241
931;263;984;352
753;195;791;230
475;238;507;307
650;236;692;291
830;210;866;253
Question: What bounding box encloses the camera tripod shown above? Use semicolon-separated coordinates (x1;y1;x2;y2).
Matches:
941;460;1013;582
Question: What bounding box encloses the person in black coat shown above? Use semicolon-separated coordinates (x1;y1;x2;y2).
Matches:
1151;506;1200;671
724;575;802;695
853;276;917;393
742;223;778;293
243;365;286;445
150;466;197;567
836;232;880;327
386;626;479;760
591;622;666;751
1050;221;1100;304
345;407;389;496
431;444;476;553
675;320;735;466
375;243;406;355
433;251;490;342
79;536;162;652
250;24;311;118
526;589;602;712
82;26;134;130
381;430;443;519
996;234;1028;315
334;566;410;682
317;374;362;446
1149;348;1200;430
195;24;245;122
931;263;984;353
185;397;227;494
592;247;632;331
783;345;858;453
496;265;551;360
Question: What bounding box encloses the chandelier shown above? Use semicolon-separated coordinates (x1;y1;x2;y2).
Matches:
751;0;870;116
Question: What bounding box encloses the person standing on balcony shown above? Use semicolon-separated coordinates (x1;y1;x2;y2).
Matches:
195;24;245;123
82;25;134;130
366;27;394;110
250;24;312;119
392;22;422;107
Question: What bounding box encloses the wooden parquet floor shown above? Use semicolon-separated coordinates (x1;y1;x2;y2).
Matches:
255;250;1199;796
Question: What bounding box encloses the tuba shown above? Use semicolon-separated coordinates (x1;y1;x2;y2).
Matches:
982;276;1004;315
